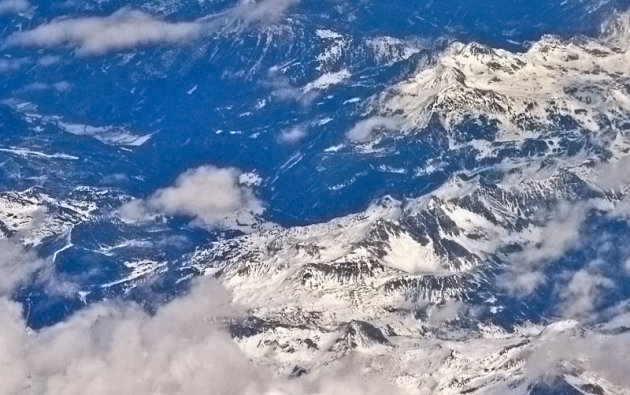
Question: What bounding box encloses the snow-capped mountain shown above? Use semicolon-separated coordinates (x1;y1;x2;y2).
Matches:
378;12;630;140
181;154;627;393
159;14;630;393
188;168;609;300
1;1;629;394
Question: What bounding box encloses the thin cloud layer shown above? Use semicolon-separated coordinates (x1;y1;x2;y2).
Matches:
593;156;630;190
0;0;29;15
524;319;630;388
119;166;264;231
0;57;30;73
4;0;300;56
227;0;301;24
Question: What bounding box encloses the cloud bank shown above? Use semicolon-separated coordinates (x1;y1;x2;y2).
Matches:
4;0;300;56
0;241;394;395
120;166;264;231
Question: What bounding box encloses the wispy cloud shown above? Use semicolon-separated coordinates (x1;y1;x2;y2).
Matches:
558;267;614;319
498;201;592;297
0;57;30;73
278;125;308;144
5;7;204;56
4;0;300;56
346;117;399;142
226;0;300;25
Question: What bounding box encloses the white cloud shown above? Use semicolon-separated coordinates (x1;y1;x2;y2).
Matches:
226;0;300;25
37;55;62;67
5;8;204;56
0;239;44;295
278;125;307;144
517;202;588;264
0;57;30;73
498;201;591;297
0;0;29;15
586;155;630;219
346;117;399;142
500;270;546;297
608;195;630;220
1;207;628;394
265;67;319;106
497;196;630;299
558;268;614;319
427;300;465;325
265;68;349;107
592;156;630;190
524;323;630;388
0;239;77;297
20;81;73;92
4;0;300;56
0;233;392;394
0;260;395;394
119;165;264;231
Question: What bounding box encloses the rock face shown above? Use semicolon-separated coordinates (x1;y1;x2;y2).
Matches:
379;13;630;139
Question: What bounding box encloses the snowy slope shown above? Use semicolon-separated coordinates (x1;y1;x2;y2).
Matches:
0;187;100;246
